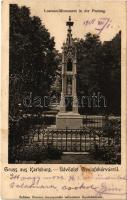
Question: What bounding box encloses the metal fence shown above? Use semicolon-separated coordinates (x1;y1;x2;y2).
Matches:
22;127;117;152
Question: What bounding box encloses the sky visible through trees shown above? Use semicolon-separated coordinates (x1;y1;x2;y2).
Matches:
9;4;121;116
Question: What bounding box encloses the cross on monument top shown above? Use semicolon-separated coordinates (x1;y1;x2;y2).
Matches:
66;16;74;28
66;16;74;45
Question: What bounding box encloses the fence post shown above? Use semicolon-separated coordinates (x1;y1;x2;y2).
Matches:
61;131;63;150
99;135;101;148
52;131;53;145
56;131;58;148
83;115;84;129
37;127;40;141
84;133;86;151
80;131;82;151
47;130;49;144
89;130;92;151
71;130;72;151
66;126;68;151
86;114;87;127
42;129;44;145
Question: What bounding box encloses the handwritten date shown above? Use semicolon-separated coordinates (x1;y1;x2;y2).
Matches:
84;18;112;35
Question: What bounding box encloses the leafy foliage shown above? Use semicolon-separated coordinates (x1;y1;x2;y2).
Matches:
76;32;121;115
91;118;121;164
9;142;63;163
9;4;59;116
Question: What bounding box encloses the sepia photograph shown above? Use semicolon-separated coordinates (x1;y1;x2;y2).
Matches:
1;1;127;199
8;2;121;165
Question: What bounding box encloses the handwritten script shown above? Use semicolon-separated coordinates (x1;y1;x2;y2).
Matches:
84;18;112;35
9;173;127;197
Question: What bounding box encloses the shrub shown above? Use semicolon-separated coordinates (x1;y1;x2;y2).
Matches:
91;140;121;164
46;143;63;160
14;143;63;163
16;144;46;163
102;117;121;137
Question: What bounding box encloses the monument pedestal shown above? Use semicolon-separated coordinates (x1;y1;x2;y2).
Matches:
56;112;83;129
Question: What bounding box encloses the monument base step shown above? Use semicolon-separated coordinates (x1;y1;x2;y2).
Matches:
63;152;90;155
56;112;83;129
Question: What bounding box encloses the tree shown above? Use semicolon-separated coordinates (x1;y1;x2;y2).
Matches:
9;4;59;116
76;33;103;114
75;31;121;115
50;52;62;98
100;31;121;114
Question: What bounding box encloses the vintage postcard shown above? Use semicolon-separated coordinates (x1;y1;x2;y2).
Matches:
1;0;127;199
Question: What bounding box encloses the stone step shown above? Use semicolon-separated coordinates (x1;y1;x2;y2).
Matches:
63;152;90;155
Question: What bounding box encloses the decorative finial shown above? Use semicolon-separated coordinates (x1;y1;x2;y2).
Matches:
66;16;74;45
66;16;74;28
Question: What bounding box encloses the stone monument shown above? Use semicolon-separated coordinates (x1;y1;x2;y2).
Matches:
56;16;83;129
